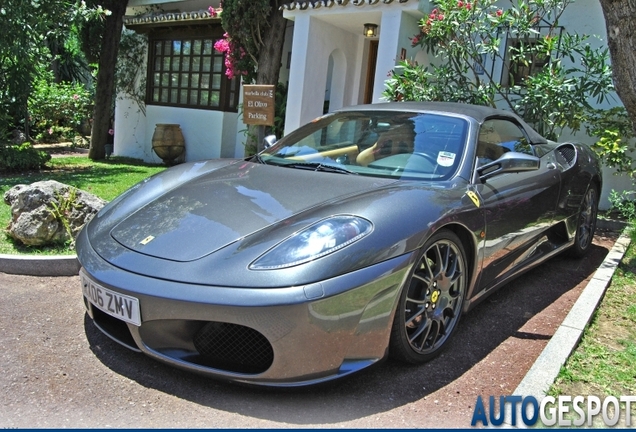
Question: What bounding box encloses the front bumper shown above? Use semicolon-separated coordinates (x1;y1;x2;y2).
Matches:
78;232;416;386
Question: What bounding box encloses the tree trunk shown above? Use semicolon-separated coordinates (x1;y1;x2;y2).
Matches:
253;1;287;153
89;0;127;160
256;2;287;86
600;0;636;133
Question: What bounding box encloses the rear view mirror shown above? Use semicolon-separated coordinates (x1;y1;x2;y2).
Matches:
477;152;540;182
264;135;277;149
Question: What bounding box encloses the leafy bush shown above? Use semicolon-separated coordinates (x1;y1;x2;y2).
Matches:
0;143;51;172
35;125;77;143
586;107;636;176
28;76;92;142
608;190;636;222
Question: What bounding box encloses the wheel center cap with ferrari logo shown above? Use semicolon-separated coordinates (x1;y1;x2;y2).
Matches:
431;289;440;304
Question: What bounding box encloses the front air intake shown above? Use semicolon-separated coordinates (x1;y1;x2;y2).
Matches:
193;322;274;374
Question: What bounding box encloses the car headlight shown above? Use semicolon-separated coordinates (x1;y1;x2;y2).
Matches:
250;215;373;270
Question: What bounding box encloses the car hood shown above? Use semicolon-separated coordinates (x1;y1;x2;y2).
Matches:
108;161;396;262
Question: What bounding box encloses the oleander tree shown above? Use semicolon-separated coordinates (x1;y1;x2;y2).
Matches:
383;0;614;141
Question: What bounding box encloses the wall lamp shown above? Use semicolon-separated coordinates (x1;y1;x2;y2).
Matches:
363;23;378;38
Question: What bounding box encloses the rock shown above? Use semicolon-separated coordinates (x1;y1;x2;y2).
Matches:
3;180;107;246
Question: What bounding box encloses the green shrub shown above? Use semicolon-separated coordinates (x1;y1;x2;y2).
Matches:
609;190;636;222
35;125;77;143
0;143;51;172
586;107;636;176
28;76;92;142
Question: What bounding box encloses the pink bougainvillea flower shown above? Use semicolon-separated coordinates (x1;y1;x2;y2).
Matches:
213;31;248;80
208;6;217;17
214;38;229;53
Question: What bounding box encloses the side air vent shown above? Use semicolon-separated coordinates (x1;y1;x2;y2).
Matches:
556;144;577;168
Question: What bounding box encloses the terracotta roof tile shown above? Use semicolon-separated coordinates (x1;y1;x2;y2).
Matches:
123;10;219;27
281;0;411;11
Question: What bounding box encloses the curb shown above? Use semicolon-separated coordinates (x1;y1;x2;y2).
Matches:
505;227;632;427
0;253;80;276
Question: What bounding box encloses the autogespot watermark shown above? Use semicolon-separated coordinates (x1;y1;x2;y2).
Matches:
471;395;636;427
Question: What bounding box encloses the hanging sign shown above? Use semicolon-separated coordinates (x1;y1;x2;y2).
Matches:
243;85;276;126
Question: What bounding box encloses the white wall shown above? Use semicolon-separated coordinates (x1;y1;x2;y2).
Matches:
277;21;296;88
114;97;243;163
114;95;154;162
285;16;363;133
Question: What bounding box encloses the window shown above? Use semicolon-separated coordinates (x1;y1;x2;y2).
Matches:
477;119;532;166
147;29;240;111
501;25;563;87
505;39;549;86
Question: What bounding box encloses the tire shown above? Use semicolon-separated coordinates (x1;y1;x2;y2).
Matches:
389;229;468;364
569;183;598;258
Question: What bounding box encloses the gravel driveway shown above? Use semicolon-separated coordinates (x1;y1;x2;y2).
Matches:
0;231;617;428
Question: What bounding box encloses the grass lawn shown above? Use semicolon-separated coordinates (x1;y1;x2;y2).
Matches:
1;156;166;255
549;225;636;426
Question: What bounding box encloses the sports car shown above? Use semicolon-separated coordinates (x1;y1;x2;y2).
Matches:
77;101;601;386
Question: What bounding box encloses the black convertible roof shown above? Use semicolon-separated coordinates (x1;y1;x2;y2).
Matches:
339;101;548;144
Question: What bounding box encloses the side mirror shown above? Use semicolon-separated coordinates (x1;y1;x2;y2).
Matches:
477;152;540;182
263;135;277;149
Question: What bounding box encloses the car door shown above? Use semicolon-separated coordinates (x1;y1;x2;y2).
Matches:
473;118;561;292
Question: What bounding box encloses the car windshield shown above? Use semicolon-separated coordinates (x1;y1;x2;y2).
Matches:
258;111;469;180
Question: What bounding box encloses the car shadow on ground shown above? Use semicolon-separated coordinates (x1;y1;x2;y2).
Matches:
84;240;611;425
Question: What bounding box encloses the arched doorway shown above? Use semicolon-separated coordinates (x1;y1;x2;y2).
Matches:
324;49;346;113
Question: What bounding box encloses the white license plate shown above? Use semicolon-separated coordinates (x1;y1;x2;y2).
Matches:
81;273;141;326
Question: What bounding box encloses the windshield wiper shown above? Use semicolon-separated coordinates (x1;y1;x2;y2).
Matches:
250;154;267;165
285;162;358;175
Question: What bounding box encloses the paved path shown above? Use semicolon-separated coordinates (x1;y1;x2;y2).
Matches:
0;232;620;428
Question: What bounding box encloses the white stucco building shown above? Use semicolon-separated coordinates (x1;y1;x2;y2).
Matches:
115;0;631;209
